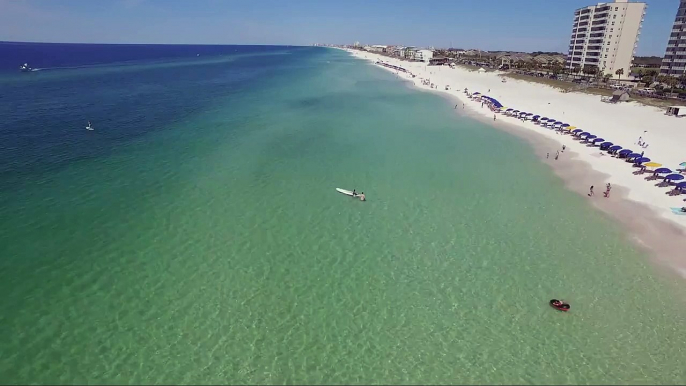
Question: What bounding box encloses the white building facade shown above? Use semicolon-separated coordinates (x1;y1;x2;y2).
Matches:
567;0;646;77
660;0;686;77
414;50;434;62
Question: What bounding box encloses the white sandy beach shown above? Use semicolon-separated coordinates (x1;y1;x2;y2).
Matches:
341;48;686;274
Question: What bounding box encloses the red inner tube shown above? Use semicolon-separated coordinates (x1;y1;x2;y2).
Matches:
550;299;570;311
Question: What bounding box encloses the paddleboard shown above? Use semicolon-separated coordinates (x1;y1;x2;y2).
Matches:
670;207;686;215
86;127;94;131
336;188;355;196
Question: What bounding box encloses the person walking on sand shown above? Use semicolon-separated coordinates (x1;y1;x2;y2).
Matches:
555;150;559;160
455;104;458;109
562;145;566;152
463;103;465;109
493;114;496;121
588;186;594;197
547;152;549;159
604;183;612;198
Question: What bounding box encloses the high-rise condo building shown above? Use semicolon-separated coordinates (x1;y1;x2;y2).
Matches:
567;0;646;78
660;1;686;77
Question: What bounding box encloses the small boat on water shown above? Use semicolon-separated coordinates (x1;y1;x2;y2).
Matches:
19;63;32;72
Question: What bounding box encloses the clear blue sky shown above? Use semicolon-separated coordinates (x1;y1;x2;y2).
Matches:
0;0;678;56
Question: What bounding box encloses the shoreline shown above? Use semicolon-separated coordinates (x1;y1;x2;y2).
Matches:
339;48;686;278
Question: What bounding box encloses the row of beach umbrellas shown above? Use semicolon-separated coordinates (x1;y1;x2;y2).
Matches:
476;94;686;193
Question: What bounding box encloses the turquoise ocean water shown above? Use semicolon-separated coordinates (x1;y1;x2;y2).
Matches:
1;45;685;384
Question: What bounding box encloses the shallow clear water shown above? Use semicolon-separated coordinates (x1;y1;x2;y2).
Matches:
0;46;685;384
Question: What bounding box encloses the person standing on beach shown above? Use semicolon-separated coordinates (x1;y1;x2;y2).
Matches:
562;145;566;152
547;153;549;159
463;103;465;109
555;150;559;160
493;114;496;121
589;186;594;197
604;183;612;198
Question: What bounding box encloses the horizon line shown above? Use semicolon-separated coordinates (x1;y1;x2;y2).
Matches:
0;40;306;47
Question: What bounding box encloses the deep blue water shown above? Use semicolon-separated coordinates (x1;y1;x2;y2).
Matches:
0;43;319;188
0;41;296;72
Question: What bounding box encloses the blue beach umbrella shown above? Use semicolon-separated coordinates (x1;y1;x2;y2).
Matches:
540;117;549;121
586;135;597;140
619;149;632;155
627;152;642;159
665;174;685;181
655;168;672;174
592;138;605;143
533;115;541;119
600;141;613;148
562;123;570;127
609;145;622;151
677;181;686;189
635;157;651;163
506;108;513;112
572;128;583;134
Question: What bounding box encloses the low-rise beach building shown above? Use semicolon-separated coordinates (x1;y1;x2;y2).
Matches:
414;49;434;62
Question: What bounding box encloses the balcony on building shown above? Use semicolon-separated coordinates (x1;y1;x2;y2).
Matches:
591;19;607;26
593;12;608;20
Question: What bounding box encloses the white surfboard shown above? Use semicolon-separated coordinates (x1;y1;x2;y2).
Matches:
336;188;355;196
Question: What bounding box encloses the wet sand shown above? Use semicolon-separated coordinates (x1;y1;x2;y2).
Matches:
478;110;686;280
